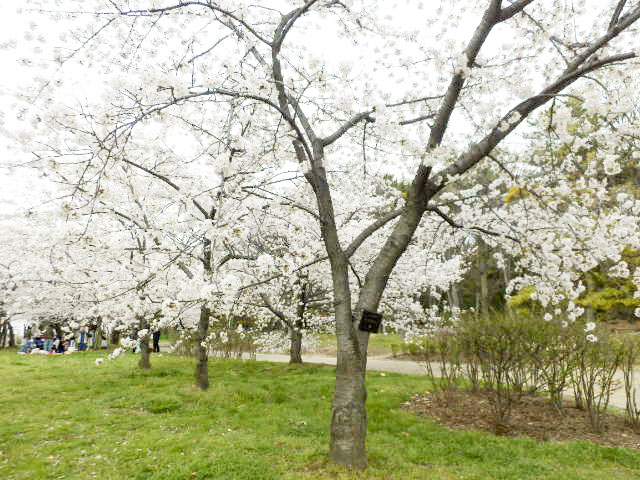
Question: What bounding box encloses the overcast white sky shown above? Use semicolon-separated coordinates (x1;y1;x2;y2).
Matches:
0;1;460;213
0;1;632;215
0;2;42;214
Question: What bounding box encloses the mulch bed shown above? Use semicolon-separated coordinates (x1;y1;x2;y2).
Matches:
403;390;640;450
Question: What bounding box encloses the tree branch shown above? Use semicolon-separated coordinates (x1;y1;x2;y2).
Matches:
428;0;502;147
320;110;375;147
498;0;535;22
609;0;628;31
120;158;211;219
443;49;638;180
116;2;273;46
564;4;640;74
344;208;404;257
218;253;258;268
399;113;435;126
427;206;520;243
259;292;291;327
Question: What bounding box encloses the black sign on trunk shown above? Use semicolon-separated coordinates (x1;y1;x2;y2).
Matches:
358;310;383;333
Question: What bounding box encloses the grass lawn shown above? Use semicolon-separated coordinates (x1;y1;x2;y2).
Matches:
1;350;639;479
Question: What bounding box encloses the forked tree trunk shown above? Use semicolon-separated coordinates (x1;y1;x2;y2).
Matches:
306;165;370;467
323;165;434;469
195;304;210;390
289;328;303;364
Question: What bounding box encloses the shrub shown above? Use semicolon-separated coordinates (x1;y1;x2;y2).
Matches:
532;319;579;414
619;335;640;432
572;328;624;433
415;330;464;406
456;314;542;433
413;312;628;434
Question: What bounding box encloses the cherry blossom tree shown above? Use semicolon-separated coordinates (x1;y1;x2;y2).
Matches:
232;206;334;363
7;0;640;468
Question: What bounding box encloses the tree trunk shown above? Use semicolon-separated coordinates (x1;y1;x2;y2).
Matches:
194;304;210;390
586;272;595;322
8;323;15;348
306;163;436;469
289;327;303;364
330;341;367;469
306;165;368;468
449;284;460;312
502;257;514;318
330;300;368;468
290;283;307;364
138;318;151;369
111;329;120;346
0;323;6;348
54;324;64;340
95;328;103;350
479;254;489;316
138;334;151;369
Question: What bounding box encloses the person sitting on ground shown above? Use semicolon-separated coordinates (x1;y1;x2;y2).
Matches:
51;337;60;354
18;339;34;354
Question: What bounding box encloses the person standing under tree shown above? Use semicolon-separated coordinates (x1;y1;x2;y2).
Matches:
152;330;161;353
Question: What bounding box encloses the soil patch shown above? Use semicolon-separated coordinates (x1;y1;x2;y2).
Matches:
403;390;640;450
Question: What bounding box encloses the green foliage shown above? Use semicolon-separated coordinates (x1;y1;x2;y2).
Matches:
507;286;536;308
576;249;640;321
503;185;530;203
578;287;640;311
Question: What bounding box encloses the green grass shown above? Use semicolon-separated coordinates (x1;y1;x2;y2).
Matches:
1;351;639;479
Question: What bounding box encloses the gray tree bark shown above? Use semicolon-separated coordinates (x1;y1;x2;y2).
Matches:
479;254;489;316
0;322;7;348
111;329;120;346
289;280;309;364
450;284;461;313
195;305;210;389
138;318;151;369
8;323;15;348
306;161;437;468
138;334;151;369
192;211;213;389
289;327;303;364
95;327;103;350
